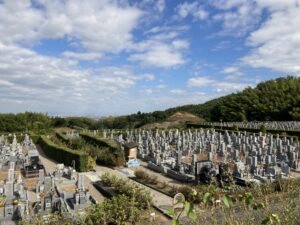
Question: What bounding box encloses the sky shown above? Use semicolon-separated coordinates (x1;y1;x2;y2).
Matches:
0;0;299;116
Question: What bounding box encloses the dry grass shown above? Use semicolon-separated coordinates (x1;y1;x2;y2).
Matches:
58;184;76;193
24;177;39;190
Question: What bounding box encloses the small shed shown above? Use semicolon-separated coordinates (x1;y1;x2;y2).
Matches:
123;142;138;161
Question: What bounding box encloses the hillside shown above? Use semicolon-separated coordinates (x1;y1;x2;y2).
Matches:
1;76;299;132
93;76;300;129
166;76;300;122
141;112;205;129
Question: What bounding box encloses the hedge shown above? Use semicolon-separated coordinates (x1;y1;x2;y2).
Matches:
38;135;89;172
55;132;69;145
80;133;125;166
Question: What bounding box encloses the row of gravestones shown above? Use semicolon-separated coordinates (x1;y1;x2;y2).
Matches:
198;121;300;130
0;136;29;221
0;135;92;222
103;129;300;183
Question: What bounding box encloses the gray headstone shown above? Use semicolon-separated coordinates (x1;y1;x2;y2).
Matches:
78;173;85;191
5;181;14;197
44;176;52;194
39;169;44;183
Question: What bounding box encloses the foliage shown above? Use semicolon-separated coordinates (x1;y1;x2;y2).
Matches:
0;112;52;132
170;178;300;225
260;124;267;134
91;76;300;129
38;135;90;172
2;77;299;133
85;195;142;225
80;133;125;166
21;195;149;225
19;211;75;225
54;132;123;169
101;173;152;209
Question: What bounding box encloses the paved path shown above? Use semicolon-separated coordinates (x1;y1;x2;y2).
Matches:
36;145;57;174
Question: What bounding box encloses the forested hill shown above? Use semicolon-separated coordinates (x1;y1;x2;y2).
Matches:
166;76;300;122
95;76;300;129
0;76;299;132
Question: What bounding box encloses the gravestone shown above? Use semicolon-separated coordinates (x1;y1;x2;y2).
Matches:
5;181;14;197
78;173;85;191
44;176;52;195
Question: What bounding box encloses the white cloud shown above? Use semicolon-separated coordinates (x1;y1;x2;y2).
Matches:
187;77;215;87
129;44;186;68
0;42;152;114
210;1;300;74
223;66;240;74
176;1;208;20
255;0;300;11
140;73;155;81
241;1;300;73
144;89;153;94
156;84;167;89
156;0;165;12
187;76;249;92
212;1;261;36
145;25;189;35
170;89;186;95
0;0;143;54
211;0;300;38
210;0;245;10
62;51;102;61
222;66;245;80
0;0;44;44
129;32;189;68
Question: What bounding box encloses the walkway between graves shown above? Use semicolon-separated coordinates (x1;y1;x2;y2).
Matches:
92;165;180;217
36;145;105;204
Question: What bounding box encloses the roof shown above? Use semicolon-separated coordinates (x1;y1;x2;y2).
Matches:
123;142;138;149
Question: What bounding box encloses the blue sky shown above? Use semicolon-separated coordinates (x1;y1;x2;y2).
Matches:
0;0;299;116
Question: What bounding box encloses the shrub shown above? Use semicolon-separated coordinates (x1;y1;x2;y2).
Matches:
80;133;125;166
86;195;142;225
148;175;158;185
134;170;149;180
260;124;267;134
157;181;167;189
100;173;152;209
38;135;89;172
168;185;179;197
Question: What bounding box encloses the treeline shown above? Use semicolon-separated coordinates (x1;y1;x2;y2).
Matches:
1;77;299;131
0;112;96;132
91;76;300;128
0;112;52;132
182;76;300;122
91;111;168;129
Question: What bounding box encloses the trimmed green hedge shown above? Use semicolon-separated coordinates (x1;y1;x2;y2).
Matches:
55;132;69;144
80;133;120;149
80;133;125;166
38;135;89;172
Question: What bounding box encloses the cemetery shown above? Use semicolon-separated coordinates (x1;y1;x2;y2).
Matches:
0;134;94;224
190;121;300;131
100;128;300;186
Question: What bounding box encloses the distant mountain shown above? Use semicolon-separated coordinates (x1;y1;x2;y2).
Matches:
94;76;300;129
